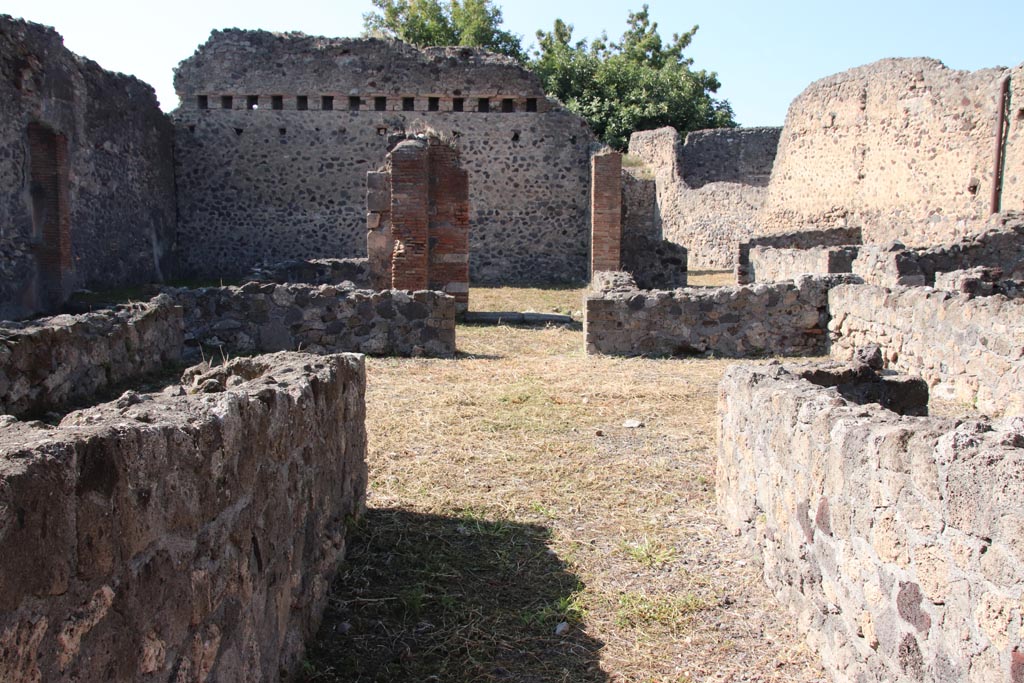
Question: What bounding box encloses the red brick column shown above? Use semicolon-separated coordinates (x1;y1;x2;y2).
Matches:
590;152;623;276
427;140;470;312
388;140;430;291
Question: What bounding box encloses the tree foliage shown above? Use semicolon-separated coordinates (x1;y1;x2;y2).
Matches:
531;5;735;149
364;0;525;62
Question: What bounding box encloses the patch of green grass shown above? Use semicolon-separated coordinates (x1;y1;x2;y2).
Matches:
614;591;709;633
620;536;677;568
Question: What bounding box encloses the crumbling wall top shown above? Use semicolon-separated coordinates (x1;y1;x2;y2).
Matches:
172;29;547;102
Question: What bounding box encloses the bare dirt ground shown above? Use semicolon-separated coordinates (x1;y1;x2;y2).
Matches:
303;276;825;683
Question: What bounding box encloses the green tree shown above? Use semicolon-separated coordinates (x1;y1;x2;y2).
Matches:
363;0;525;62
532;5;735;149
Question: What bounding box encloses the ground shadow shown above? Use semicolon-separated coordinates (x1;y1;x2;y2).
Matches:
301;508;607;682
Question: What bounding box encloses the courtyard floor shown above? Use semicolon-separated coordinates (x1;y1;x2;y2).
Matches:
302;276;826;683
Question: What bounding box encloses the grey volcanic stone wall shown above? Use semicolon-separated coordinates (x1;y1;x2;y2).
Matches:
172;30;595;284
679;127;780;188
0;16;176;319
830;283;1024;415
736;227;862;284
627;126;781;269
759;58;1024;245
584;272;858;357
718;361;1024;683
171;283;456;358
852;213;1024;287
748;246;859;282
0;352;366;682
245;257;371;287
0;295;183;419
621;169;688;289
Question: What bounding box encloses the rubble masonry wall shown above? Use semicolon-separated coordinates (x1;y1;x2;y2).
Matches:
0;351;367;682
759;58;1024;245
717;361;1024;683
0;16;176;319
829;283;1024;416
584;272;858;357
0;295;183;419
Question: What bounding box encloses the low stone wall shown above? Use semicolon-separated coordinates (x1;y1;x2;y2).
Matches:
170;283;455;358
717;360;1024;683
736;227;862;284
584;272;859;357
933;268;1024;299
0;295;183;419
830;284;1024;415
748;246;858;282
0;351;367;682
852;214;1024;287
245;258;371;287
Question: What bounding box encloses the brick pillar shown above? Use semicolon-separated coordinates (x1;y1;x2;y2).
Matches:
427;140;470;313
591;152;623;276
389;140;430;291
366;171;393;290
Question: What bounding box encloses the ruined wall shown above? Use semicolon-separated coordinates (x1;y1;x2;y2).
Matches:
680;127;780;188
0;296;182;419
627;126;781;269
718;361;1024;682
590;152;623;274
584;272;858;357
245;257;371;287
852;212;1024;287
172;30;595;284
830;283;1024;416
171;283;456;358
0;16;176;319
736;227;862;284
748;246;859;283
0;352;366;682
759;58;1024;245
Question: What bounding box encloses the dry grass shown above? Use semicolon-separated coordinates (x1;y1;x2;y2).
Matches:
303;286;824;683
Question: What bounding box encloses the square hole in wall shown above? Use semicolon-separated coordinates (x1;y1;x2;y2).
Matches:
526;97;537;112
297;96;308;111
501;98;515;113
197;95;208;110
271;95;283;110
452;97;464;112
403;97;415;111
428;97;440;111
478;98;490;113
246;95;258;110
375;96;387;111
322;96;334;110
349;96;361;111
221;95;233;109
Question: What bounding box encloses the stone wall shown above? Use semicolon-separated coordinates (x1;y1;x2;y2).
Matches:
584;272;858;357
172;30;596;285
718;360;1024;682
245;258;370;287
830;283;1024;416
171;283;456;358
679;127;781;188
0;295;183;419
0;16;176;319
626;126;782;269
852;213;1024;287
759;58;1024;245
0;351;367;682
748;246;859;283
736;227;862;284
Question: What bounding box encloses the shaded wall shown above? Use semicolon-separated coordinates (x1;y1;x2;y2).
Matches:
0;16;176;319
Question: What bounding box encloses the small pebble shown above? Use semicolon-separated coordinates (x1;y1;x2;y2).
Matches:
554;621;570;636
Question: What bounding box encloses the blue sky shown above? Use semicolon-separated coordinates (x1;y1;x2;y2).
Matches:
5;0;1023;126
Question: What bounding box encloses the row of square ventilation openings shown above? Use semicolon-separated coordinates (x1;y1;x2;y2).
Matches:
196;95;539;113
